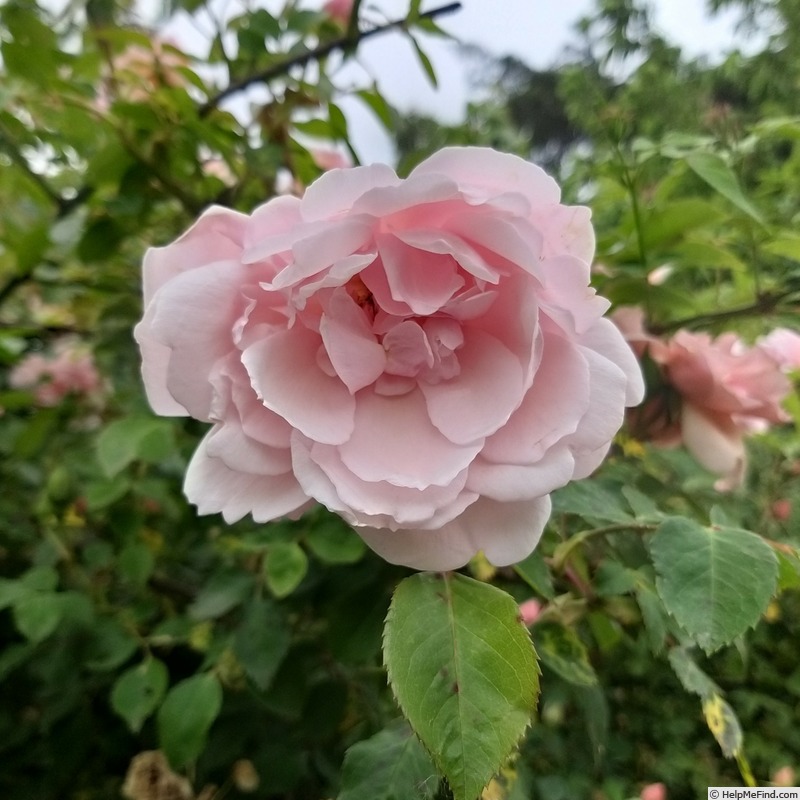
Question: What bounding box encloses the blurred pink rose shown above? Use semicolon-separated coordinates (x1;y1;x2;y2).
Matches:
759;328;800;372
640;782;667;800
135;147;643;570
650;331;790;488
772;766;795;787
518;599;543;626
311;148;351;172
771;499;792;521
611;306;654;358
323;0;353;26
10;343;102;407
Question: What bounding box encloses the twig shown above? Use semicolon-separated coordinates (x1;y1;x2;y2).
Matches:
198;2;462;117
650;289;798;334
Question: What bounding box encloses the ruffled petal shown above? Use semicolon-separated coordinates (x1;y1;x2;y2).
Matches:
379;235;465;315
481;332;590;464
338;389;484;489
142;205;248;303
357;495;551;570
184;433;309;523
420;329;525;444
241;327;355;445
319;291;386;393
139;259;252;419
291;434;478;530
411;147;561;207
578;317;645;405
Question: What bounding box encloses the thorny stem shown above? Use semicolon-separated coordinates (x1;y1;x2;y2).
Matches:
198;2;462;116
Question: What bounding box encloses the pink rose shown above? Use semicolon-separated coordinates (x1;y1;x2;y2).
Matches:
518;599;543;626
759;327;800;372
311;148;352;172
640;783;667;800
134;147;643;570
323;0;353;26
650;331;790;488
10;342;102;407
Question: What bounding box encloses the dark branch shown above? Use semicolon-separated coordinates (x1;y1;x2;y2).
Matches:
650;290;799;334
199;2;462;117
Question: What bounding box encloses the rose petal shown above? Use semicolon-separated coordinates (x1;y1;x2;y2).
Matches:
291;433;478;530
578;317;645;405
420;329;525;444
302;163;400;220
138;259;253;419
241;327;355;445
205;419;292;476
357;495;551;571
379;234;465;315
320;291;386;393
338;389;484;489
482;332;591;464
410;146;561;207
143;205;248;303
185;433;309;523
681;401;746;480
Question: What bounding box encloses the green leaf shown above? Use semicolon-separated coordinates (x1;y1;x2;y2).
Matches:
338;720;437;800
85;618;138;671
514;549;555;600
685;152;764;224
703;693;743;758
532;622;597;687
763;233;800;263
158;673;223;768
188;571;255;620
408;35;437;88
306;518;367;564
96;417;174;478
650;517;778;653
118;542;155;587
635;583;669;653
264;542;308;598
551;481;634;525
667;647;720;699
383;572;539;800
232;598;291;691
111;658;169;733
355;87;394;131
13;593;63;642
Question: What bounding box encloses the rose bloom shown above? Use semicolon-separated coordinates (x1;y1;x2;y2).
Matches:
650;330;790;489
759;327;800;372
323;0;353;26
135;147;643;570
10;343;102;407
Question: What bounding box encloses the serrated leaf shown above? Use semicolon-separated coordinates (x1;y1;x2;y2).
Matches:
702;693;743;758
667;647;720;699
685;152;764;224
650;517;778;653
12;593;63;642
111;658;169;733
551;481;634;525
338;720;437;800
158;673;223;768
532;622;597;687
232;597;290;691
264;542;308;598
383;573;539;800
514;549;555;600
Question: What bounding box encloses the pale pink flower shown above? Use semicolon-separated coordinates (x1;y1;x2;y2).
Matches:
311;148;351;172
772;499;792;521
10;343;102;407
647;264;673;286
518;599;542;626
611;306;655;358
772;766;795;787
640;783;667;800
107;37;188;104
759;328;800;372
650;331;790;488
135;147;643;571
323;0;353;26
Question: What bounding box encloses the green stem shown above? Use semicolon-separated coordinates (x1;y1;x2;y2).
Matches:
199;2;462;116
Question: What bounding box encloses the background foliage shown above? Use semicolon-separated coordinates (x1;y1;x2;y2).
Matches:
1;0;799;798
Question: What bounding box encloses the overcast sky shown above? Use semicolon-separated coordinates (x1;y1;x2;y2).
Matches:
156;0;759;163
